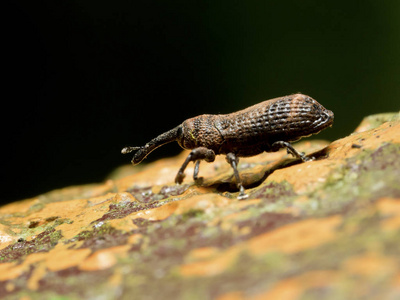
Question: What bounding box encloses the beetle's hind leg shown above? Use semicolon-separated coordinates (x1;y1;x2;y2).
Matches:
271;141;313;162
175;147;215;185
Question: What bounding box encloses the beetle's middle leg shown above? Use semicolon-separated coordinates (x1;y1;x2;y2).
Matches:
175;147;215;184
193;160;201;181
226;153;247;199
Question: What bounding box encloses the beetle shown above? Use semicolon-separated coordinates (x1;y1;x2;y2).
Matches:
122;93;334;198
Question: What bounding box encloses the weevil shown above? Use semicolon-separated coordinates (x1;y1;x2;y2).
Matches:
122;94;334;198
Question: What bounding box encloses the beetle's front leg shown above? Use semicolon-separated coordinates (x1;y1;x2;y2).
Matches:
271;141;313;162
175;147;215;184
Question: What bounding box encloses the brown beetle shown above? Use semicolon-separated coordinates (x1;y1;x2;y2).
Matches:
122;94;334;198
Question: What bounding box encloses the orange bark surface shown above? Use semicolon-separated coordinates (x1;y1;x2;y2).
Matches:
1;112;399;299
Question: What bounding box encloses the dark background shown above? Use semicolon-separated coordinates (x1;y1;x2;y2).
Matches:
3;0;399;204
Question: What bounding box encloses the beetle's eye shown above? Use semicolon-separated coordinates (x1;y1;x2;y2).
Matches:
177;126;183;138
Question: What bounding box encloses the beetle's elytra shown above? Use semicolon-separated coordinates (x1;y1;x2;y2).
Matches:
122;93;334;198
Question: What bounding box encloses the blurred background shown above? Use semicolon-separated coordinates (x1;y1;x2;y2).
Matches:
2;0;399;204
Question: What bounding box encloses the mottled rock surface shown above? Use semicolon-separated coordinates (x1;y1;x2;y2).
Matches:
1;112;399;300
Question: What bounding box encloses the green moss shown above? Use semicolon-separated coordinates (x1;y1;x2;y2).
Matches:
309;143;400;216
248;180;296;202
0;228;62;263
180;208;205;221
357;112;400;131
65;223;129;252
28;202;45;213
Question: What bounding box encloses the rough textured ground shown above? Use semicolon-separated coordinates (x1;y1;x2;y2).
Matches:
1;112;399;300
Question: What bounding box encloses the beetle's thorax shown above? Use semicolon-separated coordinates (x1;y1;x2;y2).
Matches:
178;114;224;152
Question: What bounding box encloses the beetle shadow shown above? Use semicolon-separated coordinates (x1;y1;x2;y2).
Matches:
202;146;331;195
